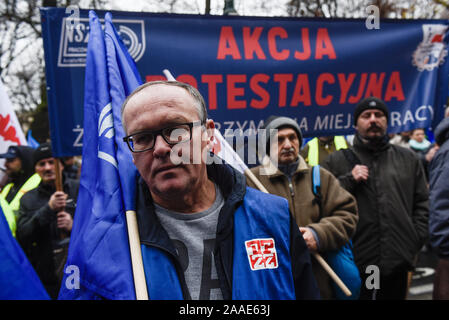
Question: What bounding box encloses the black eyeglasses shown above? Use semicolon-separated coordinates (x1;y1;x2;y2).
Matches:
123;120;203;153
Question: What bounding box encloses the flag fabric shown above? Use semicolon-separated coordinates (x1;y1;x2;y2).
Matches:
26;130;40;149
211;128;248;174
0;78;28;183
58;11;142;300
164;68;250;173
0;79;27;149
0;204;50;299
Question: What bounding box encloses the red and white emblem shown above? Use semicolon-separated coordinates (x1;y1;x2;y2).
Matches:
245;238;278;271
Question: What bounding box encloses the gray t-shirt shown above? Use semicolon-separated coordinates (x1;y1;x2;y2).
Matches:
154;183;224;300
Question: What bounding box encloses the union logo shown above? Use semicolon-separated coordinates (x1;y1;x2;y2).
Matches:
412;24;448;71
58;17;145;67
245;238;278;271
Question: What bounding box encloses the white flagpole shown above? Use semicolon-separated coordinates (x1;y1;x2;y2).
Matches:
163;69;176;81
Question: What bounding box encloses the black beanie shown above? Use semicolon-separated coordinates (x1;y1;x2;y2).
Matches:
33;142;53;167
262;116;302;155
354;97;389;125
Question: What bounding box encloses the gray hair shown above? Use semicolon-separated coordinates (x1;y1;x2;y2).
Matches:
121;80;208;134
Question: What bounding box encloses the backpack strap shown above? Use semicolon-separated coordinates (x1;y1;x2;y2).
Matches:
311;165;323;220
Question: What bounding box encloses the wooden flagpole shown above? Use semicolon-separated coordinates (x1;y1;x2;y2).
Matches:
54;158;66;241
126;210;148;300
54;159;63;192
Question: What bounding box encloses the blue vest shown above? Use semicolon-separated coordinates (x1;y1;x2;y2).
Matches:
141;187;296;300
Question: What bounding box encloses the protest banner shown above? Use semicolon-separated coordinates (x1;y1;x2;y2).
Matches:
40;8;449;157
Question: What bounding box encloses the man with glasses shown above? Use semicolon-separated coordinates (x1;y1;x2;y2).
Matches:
121;81;320;300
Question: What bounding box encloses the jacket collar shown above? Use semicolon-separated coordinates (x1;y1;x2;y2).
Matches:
136;157;247;248
435;117;449;146
37;172;72;195
258;155;309;179
353;132;390;154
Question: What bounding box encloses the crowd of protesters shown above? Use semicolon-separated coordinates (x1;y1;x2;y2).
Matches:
1;88;448;300
0;145;80;299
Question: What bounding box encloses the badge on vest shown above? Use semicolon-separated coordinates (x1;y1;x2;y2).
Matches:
245;238;278;271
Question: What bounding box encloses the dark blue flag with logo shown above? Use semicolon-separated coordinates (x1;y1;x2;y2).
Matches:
0;206;50;299
58;11;141;300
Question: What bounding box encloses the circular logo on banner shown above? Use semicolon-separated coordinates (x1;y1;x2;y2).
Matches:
118;25;145;62
412;24;448;72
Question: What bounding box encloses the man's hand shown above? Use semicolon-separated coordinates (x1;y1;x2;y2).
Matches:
351;164;369;182
300;227;318;252
425;145;439;163
57;211;73;232
49;191;68;212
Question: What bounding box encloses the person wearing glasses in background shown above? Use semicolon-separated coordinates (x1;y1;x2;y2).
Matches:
121;81;320;300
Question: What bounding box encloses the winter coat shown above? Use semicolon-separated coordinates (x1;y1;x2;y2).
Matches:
3;146;35;203
429;117;449;259
323;134;429;275
16;176;79;299
136;161;320;300
409;139;434;182
247;156;358;299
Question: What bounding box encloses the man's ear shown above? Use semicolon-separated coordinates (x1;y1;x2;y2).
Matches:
205;119;215;150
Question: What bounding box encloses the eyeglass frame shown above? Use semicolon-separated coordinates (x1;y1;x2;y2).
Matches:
122;120;204;153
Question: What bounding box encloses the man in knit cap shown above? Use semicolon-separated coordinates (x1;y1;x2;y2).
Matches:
16;143;79;299
247;115;358;299
323;97;429;300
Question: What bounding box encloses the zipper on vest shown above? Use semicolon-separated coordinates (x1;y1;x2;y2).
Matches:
141;241;192;300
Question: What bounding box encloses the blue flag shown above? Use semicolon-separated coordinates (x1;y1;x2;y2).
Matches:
58;11;142;300
0;205;50;299
27;130;40;149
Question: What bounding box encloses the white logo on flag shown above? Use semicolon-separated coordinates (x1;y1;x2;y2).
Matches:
97;103;117;168
98;103;114;138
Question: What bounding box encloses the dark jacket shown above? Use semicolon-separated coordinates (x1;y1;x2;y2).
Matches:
247;156;358;299
16;176;79;298
4;146;35;202
409;141;434;182
323;134;429;275
429;117;449;259
136;161;320;300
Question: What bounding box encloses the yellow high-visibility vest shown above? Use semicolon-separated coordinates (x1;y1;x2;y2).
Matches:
0;183;13;199
0;173;42;213
1;196;16;237
307;136;348;166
